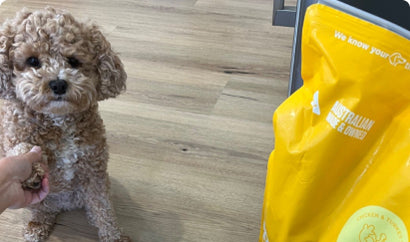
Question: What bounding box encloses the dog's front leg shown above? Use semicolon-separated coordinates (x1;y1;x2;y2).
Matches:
83;175;131;242
7;143;46;190
6;143;53;241
24;204;59;242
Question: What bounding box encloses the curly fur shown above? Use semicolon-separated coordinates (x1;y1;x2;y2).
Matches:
0;7;129;241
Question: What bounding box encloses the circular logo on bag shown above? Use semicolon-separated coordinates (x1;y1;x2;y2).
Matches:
337;206;408;242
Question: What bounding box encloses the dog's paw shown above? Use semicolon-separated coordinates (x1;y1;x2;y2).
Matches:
101;235;132;242
114;235;133;242
23;221;52;242
22;163;45;191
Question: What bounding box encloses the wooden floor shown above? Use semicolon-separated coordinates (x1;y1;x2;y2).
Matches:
0;0;295;241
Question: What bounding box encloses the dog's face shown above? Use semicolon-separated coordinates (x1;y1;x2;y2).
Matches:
0;7;126;115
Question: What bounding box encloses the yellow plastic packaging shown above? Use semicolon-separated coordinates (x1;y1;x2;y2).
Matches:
260;4;410;242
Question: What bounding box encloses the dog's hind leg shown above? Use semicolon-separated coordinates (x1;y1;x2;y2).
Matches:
23;191;83;241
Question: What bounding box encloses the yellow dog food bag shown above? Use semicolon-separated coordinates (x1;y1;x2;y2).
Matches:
260;3;410;242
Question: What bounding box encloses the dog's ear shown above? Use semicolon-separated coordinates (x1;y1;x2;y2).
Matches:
87;24;126;101
0;9;32;100
0;31;14;100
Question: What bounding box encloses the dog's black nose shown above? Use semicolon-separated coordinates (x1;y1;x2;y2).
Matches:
49;79;68;95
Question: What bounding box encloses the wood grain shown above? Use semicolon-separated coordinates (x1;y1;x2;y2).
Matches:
0;0;293;241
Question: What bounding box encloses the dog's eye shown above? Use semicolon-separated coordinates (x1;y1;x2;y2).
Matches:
67;57;81;68
26;57;41;68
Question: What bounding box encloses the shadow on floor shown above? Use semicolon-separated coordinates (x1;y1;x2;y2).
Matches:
111;178;184;242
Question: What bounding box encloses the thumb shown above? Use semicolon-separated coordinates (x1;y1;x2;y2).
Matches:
8;146;42;180
17;146;42;164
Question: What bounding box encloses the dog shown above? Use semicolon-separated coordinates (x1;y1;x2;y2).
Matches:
0;7;130;241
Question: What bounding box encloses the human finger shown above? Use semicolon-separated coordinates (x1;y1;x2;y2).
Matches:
23;175;49;206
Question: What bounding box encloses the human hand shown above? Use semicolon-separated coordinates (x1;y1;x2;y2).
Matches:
0;146;49;210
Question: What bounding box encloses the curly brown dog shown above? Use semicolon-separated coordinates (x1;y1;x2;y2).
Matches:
0;7;130;241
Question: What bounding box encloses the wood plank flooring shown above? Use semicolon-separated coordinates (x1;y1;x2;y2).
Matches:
0;0;295;241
